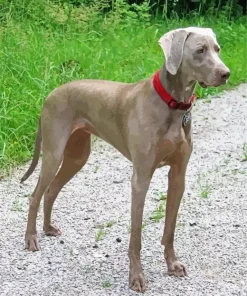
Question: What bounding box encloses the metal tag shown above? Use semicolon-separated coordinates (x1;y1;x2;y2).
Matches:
182;112;190;127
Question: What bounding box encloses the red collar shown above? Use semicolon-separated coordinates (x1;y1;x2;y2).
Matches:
153;70;195;111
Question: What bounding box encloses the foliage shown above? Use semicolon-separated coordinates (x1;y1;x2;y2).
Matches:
0;0;246;172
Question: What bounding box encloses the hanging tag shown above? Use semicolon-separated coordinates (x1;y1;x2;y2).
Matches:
182;112;190;127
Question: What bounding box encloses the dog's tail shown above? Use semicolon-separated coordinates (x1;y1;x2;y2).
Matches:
20;117;42;183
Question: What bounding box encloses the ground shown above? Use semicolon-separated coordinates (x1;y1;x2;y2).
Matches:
0;84;247;296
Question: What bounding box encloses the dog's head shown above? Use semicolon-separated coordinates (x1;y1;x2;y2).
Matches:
158;27;230;88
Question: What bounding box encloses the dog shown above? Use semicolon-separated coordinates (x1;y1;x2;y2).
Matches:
21;27;230;292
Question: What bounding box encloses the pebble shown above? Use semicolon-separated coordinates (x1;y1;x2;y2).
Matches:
0;84;247;295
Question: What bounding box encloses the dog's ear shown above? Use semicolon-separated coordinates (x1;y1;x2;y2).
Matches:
158;29;190;75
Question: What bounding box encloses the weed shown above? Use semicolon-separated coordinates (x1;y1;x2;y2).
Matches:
153;190;167;201
11;198;24;212
106;220;116;228
151;203;164;222
95;221;116;240
97;224;105;229
200;185;211;199
94;165;99;173
242;143;247;161
224;158;230;165
197;174;211;198
95;227;106;241
127;221;146;232
102;280;112;288
142;221;147;229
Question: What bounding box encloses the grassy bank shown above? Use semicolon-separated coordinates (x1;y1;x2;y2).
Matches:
0;2;247;173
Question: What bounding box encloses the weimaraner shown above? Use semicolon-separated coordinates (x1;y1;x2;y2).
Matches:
21;26;230;292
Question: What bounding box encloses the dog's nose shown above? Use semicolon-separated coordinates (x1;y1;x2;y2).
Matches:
221;70;230;80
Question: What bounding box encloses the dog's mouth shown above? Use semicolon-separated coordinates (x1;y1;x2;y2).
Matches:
198;81;207;88
199;80;228;88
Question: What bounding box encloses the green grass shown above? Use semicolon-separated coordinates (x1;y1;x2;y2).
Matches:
0;2;247;173
102;280;112;288
151;203;165;222
153;190;167;201
197;173;211;199
106;220;116;228
94;221;116;241
200;186;211;199
95;227;106;241
11;197;24;212
242;143;247;161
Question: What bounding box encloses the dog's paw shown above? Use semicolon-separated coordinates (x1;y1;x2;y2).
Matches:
129;272;146;293
168;261;187;277
44;224;61;236
25;233;40;251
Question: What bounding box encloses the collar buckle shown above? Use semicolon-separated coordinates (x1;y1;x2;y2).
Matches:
168;99;179;109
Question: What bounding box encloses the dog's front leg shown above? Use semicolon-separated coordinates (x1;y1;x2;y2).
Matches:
161;145;192;277
128;167;153;293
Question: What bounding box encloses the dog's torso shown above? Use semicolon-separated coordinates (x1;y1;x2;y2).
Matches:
42;78;192;169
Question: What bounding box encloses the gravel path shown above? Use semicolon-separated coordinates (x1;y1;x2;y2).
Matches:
0;84;247;296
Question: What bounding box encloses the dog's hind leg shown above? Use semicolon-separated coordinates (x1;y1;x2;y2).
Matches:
43;128;91;236
25;113;73;251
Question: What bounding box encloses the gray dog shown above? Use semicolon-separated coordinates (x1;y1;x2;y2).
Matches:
21;27;230;292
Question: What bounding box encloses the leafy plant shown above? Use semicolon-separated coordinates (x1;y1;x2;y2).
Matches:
11;198;24;212
0;0;246;174
242;143;247;161
102;280;112;288
151;203;164;222
200;185;211;199
106;220;116;227
95;226;106;241
197;174;211;199
153;190;167;201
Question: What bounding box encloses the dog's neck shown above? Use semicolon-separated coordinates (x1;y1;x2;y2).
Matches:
159;64;196;104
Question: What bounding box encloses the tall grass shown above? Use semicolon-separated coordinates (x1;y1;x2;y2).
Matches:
0;0;247;173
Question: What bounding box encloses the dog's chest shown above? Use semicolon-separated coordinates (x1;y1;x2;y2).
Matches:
157;126;191;168
157;142;179;168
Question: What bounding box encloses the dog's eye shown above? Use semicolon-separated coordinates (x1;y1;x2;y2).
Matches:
196;48;204;54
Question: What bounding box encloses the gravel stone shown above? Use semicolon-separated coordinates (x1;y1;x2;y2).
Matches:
0;84;247;295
